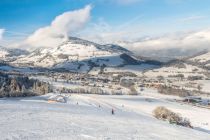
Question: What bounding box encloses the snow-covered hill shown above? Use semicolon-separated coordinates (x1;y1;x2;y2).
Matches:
189;51;210;68
145;62;206;78
12;37;143;72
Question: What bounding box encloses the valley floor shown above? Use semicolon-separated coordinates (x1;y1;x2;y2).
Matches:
0;89;210;140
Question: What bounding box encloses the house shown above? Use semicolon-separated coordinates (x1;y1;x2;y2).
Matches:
183;96;202;103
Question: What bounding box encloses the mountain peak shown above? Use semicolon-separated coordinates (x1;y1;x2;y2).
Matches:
12;37;139;71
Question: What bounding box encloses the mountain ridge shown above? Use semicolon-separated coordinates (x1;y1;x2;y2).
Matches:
10;37;150;72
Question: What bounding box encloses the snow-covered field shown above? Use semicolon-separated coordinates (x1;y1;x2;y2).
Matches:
88;64;157;76
144;63;206;78
103;64;158;76
198;80;210;93
0;89;210;140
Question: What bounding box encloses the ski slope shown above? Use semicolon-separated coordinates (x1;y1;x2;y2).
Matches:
0;91;210;140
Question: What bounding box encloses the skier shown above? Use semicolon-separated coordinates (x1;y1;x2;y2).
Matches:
111;108;115;115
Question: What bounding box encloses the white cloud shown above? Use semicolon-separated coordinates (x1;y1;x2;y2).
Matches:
18;5;92;49
133;30;210;50
121;29;210;58
0;29;5;40
77;14;210;59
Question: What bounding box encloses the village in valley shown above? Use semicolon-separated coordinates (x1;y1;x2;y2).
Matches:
22;60;210;108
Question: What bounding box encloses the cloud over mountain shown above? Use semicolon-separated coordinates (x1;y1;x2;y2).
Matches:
120;29;210;58
18;5;92;49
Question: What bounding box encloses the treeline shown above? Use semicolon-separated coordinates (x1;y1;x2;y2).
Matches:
0;73;51;98
158;85;191;97
57;86;135;95
158;85;209;97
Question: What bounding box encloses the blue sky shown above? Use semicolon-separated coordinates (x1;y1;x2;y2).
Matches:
1;0;210;47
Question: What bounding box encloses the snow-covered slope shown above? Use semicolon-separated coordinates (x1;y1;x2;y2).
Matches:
145;62;206;78
0;93;210;140
190;51;210;68
13;37;141;72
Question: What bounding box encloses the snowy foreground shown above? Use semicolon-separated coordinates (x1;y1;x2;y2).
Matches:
0;90;210;140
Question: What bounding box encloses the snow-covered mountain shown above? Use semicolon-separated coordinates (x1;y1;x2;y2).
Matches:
0;46;29;61
12;37;143;72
